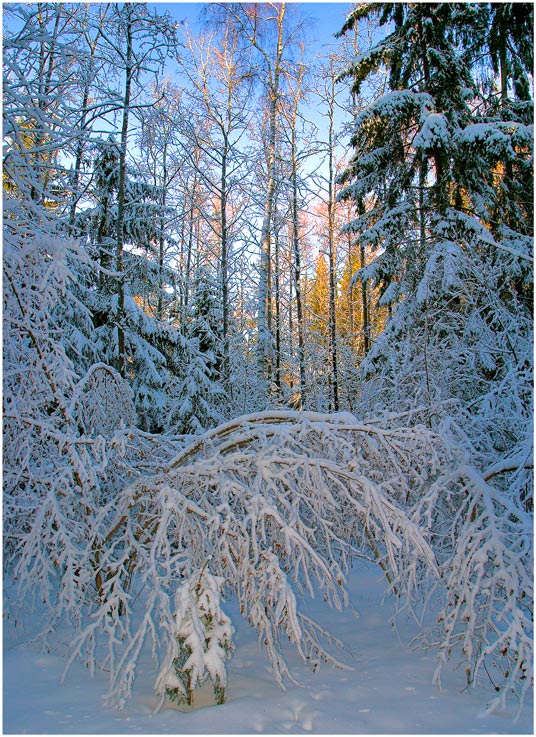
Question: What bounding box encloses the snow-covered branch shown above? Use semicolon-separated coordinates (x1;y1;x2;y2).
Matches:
59;410;455;706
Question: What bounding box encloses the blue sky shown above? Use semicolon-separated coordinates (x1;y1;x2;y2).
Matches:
149;2;359;239
151;2;356;176
154;2;353;50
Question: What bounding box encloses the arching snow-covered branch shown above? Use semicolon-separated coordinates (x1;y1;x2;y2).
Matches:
67;411;454;706
8;410;531;713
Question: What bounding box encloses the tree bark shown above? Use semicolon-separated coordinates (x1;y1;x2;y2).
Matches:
256;3;286;396
115;6;134;377
291;123;306;408
326;66;339;411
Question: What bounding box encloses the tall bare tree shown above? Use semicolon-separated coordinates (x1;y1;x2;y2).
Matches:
215;2;304;400
178;21;253;387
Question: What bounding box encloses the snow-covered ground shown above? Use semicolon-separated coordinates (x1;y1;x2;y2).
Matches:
3;563;533;734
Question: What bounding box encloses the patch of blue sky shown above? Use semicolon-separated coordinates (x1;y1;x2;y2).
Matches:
148;2;358;209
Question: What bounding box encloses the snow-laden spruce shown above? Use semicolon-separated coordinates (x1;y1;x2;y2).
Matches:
336;5;533;715
154;566;234;708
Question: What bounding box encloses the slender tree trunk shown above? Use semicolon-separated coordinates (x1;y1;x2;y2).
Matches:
256;3;286;396
178;185;187;322
115;8;133;377
68;82;91;233
157;139;167;321
220;131;230;386
359;235;370;355
274;218;282;396
185;173;200;312
327;70;339;411
97;188;111;294
185;206;194;310
288;259;295;399
357;195;370;356
497;17;514;226
347;219;355;338
285;60;307;409
257;103;277;391
349;22;370;357
495;7;509;107
291;127;306;408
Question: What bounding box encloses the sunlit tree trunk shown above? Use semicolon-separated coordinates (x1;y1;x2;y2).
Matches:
326;68;339;411
247;3;286;395
290;123;306;408
114;6;134;376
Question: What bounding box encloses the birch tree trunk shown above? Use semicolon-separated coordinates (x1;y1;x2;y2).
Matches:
289;77;306;408
114;7;133;377
257;84;278;393
253;4;286;396
319;58;340;410
327;75;339;412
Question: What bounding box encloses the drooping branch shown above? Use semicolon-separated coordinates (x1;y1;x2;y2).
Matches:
68;410;455;706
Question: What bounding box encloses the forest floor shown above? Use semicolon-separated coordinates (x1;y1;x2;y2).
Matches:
3;561;533;735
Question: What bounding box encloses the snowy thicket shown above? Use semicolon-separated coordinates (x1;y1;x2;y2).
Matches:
6;407;532;711
52;413;436;703
3;0;532;719
423;467;532;714
3;227;180;624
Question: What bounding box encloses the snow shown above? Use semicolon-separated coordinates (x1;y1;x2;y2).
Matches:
355;91;434;127
4;562;533;734
414;113;449;151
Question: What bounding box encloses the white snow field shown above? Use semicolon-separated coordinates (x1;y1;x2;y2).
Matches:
3;562;533;734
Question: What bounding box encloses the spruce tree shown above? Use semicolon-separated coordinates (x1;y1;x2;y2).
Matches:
167;266;226;435
338;1;533;703
338;3;533;471
72;137;185;432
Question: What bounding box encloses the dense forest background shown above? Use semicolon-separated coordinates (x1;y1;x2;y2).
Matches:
3;1;533;716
